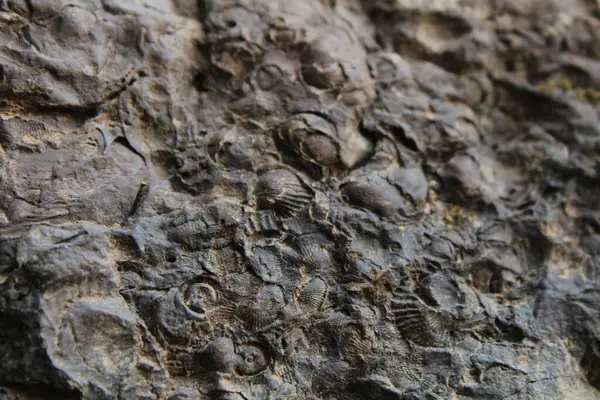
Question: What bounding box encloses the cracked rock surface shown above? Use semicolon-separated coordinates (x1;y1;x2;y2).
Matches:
2;0;600;399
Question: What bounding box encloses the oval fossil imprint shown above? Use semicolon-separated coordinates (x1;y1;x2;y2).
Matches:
198;337;270;377
277;113;341;171
276;112;372;177
341;167;428;218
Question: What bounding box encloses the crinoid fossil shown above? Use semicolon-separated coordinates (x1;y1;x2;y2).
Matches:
255;168;313;218
390;290;456;347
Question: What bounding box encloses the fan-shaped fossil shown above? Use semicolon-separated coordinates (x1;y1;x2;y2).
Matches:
390;291;455;347
296;277;328;314
238;303;279;332
249;245;286;284
344;246;390;282
296;240;332;270
238;284;285;331
255;169;313;217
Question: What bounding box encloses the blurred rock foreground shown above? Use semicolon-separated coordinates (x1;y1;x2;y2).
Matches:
2;0;600;399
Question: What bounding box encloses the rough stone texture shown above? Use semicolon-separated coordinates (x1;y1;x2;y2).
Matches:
2;0;600;399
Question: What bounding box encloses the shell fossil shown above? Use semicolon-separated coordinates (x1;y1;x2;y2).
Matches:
244;210;281;235
158;287;206;340
296;240;332;270
255;64;285;91
238;303;279;332
207;246;246;276
344;246;390;282
196;338;270;378
210;40;265;77
255;168;313;217
428;236;457;259
0;117;46;150
296;277;328;314
197;337;239;374
169;204;241;251
341;327;375;359
249;245;285;284
169;215;226;250
233;343;270;376
340;175;406;218
390;291;455;347
340;168;428;219
238;284;284;331
183;280;219;314
368;52;413;84
276;113;341;168
301;59;346;89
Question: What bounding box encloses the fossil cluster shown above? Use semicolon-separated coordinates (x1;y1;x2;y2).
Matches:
2;0;600;399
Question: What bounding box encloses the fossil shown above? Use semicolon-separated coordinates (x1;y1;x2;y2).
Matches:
296;276;328;314
2;0;600;398
390;291;456;347
255;168;314;218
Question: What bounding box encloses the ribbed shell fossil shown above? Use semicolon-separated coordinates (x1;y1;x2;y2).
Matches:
297;240;332;270
0;117;46;150
341;327;375;359
238;304;278;332
390;291;455;347
255;169;313;217
250;246;285;284
238;284;284;331
244;210;281;235
344;246;390;282
168;207;238;250
296;277;328;314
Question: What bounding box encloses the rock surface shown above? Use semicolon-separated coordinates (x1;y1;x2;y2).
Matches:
2;0;600;399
